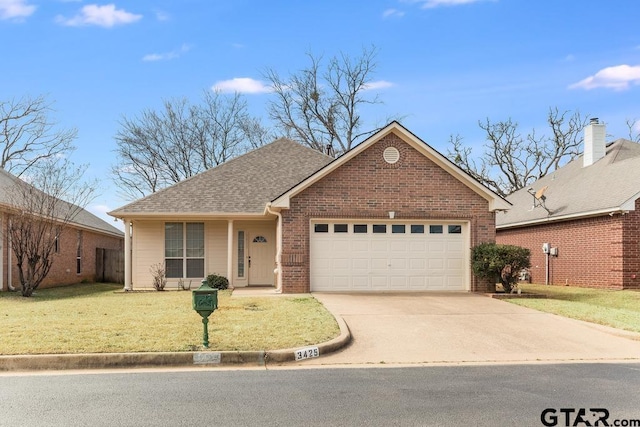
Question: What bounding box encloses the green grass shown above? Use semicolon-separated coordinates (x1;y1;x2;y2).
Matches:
0;283;340;355
507;284;640;334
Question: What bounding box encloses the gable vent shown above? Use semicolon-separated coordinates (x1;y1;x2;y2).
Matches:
383;147;400;164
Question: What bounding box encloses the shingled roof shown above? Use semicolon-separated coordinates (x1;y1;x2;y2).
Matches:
0;169;123;237
496;139;640;228
109;138;334;217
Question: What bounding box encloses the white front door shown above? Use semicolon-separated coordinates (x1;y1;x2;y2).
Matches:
248;232;275;285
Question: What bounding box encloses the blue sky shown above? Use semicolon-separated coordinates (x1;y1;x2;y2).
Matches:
2;0;639;227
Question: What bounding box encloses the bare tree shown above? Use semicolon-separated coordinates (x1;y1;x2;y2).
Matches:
626;118;640;142
6;159;97;297
112;91;272;200
0;95;76;177
448;108;589;197
264;46;387;155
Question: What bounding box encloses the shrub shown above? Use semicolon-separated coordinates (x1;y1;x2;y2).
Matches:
471;243;530;293
149;262;167;291
206;273;229;290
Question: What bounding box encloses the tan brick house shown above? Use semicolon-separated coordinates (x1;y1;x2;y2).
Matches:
0;170;124;291
496;119;640;290
109;122;509;293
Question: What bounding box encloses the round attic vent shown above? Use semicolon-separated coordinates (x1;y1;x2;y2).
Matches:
383;147;400;164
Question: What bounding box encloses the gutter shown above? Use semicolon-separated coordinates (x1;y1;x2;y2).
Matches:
497;207;631;230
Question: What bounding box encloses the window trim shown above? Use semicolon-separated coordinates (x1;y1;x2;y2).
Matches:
165;222;205;279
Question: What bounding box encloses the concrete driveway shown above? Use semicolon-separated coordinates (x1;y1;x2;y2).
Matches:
309;292;640;366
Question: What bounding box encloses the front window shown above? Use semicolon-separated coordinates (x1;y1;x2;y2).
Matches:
165;222;204;278
238;231;245;278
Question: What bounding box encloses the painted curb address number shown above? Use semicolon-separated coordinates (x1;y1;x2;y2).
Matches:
295;346;320;361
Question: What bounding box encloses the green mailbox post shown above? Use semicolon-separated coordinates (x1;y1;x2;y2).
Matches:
192;279;218;348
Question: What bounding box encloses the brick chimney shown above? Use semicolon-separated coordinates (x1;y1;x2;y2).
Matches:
583;118;606;167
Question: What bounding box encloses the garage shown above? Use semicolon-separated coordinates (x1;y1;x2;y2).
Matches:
310;220;469;292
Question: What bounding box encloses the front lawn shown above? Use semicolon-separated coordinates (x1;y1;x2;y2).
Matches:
507;284;640;334
0;283;340;355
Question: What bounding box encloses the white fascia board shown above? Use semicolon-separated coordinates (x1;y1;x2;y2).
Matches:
270;195;290;209
496;207;628;230
621;191;640;211
110;212;268;220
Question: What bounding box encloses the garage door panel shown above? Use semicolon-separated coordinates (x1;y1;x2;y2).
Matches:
371;276;388;289
352;240;369;251
409;258;426;270
390;276;407;289
310;221;467;292
428;258;444;270
352;276;370;289
410;276;426;289
352;258;370;270
390;241;408;252
410;241;426;252
371;240;388;252
333;258;350;270
390;258;406;270
447;258;464;270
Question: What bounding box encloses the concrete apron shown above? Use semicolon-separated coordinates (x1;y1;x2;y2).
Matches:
306;292;640;366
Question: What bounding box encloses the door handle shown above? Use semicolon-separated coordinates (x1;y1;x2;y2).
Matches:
248;256;251;267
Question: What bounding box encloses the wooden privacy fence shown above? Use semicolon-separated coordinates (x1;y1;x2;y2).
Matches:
96;248;124;284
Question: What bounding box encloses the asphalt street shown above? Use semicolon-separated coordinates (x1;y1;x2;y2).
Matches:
1;363;639;427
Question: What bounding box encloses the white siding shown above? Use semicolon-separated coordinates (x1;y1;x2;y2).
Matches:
205;221;228;279
132;220;163;289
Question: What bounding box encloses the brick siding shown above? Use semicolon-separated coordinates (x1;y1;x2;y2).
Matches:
280;132;496;293
1;214;123;291
496;198;640;290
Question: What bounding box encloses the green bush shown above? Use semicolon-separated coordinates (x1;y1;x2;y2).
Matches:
206;274;229;290
471;243;530;293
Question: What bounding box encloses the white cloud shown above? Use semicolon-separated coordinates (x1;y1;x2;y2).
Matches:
143;44;191;62
212;78;272;94
0;0;36;20
569;64;640;91
363;80;395;90
382;8;405;18
154;9;170;21
406;0;493;8
56;3;142;28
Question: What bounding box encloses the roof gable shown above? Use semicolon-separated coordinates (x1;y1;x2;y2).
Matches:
271;121;510;211
497;139;640;228
109;138;333;217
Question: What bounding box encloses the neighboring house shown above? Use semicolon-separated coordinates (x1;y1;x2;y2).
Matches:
0;169;124;292
109;122;510;293
496;119;640;290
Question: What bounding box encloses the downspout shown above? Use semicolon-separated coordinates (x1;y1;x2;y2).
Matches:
265;203;283;293
8;217;15;291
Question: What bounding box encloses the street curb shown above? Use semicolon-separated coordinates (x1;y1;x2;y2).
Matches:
0;316;351;372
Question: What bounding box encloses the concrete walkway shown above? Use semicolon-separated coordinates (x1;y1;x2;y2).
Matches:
306;292;640;366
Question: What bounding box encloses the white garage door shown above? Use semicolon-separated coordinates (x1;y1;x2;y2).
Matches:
310;221;468;292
